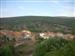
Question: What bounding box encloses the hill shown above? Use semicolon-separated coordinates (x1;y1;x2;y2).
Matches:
0;16;75;34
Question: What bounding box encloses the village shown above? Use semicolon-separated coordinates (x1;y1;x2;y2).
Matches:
0;30;75;42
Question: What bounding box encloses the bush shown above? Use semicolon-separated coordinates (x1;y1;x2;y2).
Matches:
0;45;14;56
45;40;75;56
0;35;15;56
33;37;68;56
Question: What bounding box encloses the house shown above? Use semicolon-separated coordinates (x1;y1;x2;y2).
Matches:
39;32;49;39
56;32;64;37
64;34;75;40
21;30;32;39
39;32;55;39
47;32;56;37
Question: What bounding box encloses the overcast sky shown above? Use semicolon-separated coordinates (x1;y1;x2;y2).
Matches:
0;0;75;17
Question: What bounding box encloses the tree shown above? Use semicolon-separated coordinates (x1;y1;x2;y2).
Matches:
33;37;68;56
0;35;15;56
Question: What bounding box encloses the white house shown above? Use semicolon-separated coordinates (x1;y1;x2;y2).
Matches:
39;33;50;39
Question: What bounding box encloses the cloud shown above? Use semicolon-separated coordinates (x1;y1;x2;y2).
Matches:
59;10;74;17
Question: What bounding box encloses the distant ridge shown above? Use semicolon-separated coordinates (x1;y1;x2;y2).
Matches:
0;16;75;18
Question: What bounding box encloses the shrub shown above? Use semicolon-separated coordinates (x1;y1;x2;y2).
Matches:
33;37;68;56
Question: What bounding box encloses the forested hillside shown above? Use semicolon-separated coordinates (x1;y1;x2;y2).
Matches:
0;16;75;34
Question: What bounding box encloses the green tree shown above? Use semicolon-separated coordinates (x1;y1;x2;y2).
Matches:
33;37;68;56
0;35;15;56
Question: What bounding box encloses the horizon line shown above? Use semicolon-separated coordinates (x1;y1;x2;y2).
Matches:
0;15;75;18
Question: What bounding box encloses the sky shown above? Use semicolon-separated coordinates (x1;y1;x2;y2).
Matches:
0;0;75;17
